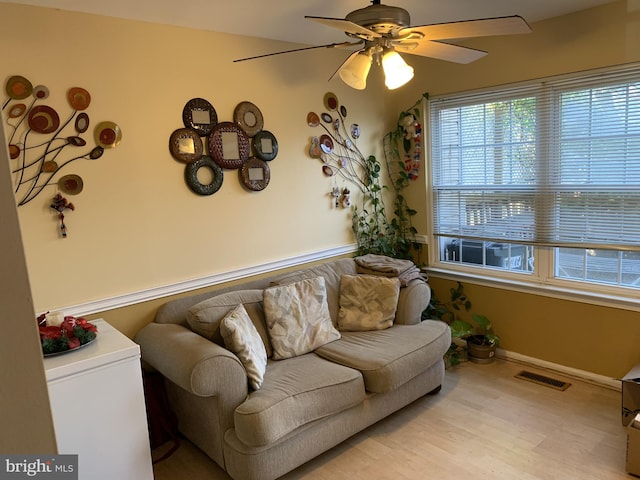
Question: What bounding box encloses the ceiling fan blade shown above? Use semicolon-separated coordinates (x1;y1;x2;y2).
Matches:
399;15;531;41
394;40;487;64
233;42;361;63
305;16;382;39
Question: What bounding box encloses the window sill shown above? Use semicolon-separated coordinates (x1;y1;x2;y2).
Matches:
425;266;640;313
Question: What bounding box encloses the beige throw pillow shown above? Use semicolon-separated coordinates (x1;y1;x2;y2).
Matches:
337;274;401;331
263;276;340;360
186;289;272;357
220;304;268;390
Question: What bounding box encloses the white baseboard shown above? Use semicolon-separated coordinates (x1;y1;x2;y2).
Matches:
497;348;621;391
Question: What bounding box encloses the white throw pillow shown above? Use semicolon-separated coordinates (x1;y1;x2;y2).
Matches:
220;304;268;390
263;276;340;360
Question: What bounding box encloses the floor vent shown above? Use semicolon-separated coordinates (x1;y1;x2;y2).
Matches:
514;370;571;391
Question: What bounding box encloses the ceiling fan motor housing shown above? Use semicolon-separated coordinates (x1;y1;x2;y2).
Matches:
346;3;410;35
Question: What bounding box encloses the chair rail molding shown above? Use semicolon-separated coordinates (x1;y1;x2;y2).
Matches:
61;245;357;317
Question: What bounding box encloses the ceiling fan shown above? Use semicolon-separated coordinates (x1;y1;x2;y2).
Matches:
234;0;532;90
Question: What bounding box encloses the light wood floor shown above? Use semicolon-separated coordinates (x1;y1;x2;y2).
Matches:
152;359;630;480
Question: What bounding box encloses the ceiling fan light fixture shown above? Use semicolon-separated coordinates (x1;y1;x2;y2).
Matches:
236;3;533;92
382;49;414;90
339;50;373;90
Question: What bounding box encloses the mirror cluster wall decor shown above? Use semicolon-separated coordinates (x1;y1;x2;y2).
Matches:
169;98;277;195
2;74;122;238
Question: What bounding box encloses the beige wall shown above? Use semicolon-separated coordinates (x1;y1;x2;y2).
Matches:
0;3;390;324
394;0;640;378
428;278;640;378
1;1;639;382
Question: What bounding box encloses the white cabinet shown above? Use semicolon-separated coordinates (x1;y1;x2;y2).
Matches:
44;320;153;480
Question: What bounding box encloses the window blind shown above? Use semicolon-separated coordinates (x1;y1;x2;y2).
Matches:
430;64;640;250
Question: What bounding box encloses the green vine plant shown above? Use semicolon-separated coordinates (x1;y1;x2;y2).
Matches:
307;93;426;262
352;95;427;262
425;281;500;366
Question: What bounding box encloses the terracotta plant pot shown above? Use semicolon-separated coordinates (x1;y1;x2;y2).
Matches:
466;335;497;364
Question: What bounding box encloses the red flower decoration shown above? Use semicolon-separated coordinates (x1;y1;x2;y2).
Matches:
37;314;97;355
39;326;63;340
61;316;76;336
76;318;98;333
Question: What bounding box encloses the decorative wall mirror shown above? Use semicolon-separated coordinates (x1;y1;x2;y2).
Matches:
169;128;203;163
252;130;278;161
240;157;270;191
209;122;250;169
169;98;274;195
182;97;218;137
221;131;240;160
234;101;264;137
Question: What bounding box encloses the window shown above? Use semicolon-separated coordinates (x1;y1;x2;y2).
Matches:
429;64;640;293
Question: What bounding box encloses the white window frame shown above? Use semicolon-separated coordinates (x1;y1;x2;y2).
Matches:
425;64;640;312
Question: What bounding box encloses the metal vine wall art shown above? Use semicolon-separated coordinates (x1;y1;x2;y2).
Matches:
307;92;363;186
306;92;370;208
2;74;121;237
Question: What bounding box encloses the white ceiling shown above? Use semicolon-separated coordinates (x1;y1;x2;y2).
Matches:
4;0;618;46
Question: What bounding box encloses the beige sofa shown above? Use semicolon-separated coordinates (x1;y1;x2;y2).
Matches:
135;257;450;480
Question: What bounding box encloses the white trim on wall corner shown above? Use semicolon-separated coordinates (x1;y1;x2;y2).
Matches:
414;234;429;245
63;244;357;317
497;348;621;391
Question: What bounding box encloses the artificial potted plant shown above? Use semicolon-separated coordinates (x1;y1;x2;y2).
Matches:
425;282;500;364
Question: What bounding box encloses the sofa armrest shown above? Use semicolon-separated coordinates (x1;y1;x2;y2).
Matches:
395;280;431;325
135;323;248;402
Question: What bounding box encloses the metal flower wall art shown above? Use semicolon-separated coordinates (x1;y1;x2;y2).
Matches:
307;92;371;208
2;75;121;237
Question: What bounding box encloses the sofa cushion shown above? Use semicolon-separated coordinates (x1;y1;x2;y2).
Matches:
269;258;358;324
220;304;268;390
263;276;340;360
233;353;365;447
337;274;400;331
186;289;272;357
315;320;451;393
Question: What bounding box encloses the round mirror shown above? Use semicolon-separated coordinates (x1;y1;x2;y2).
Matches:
244;111;257;127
